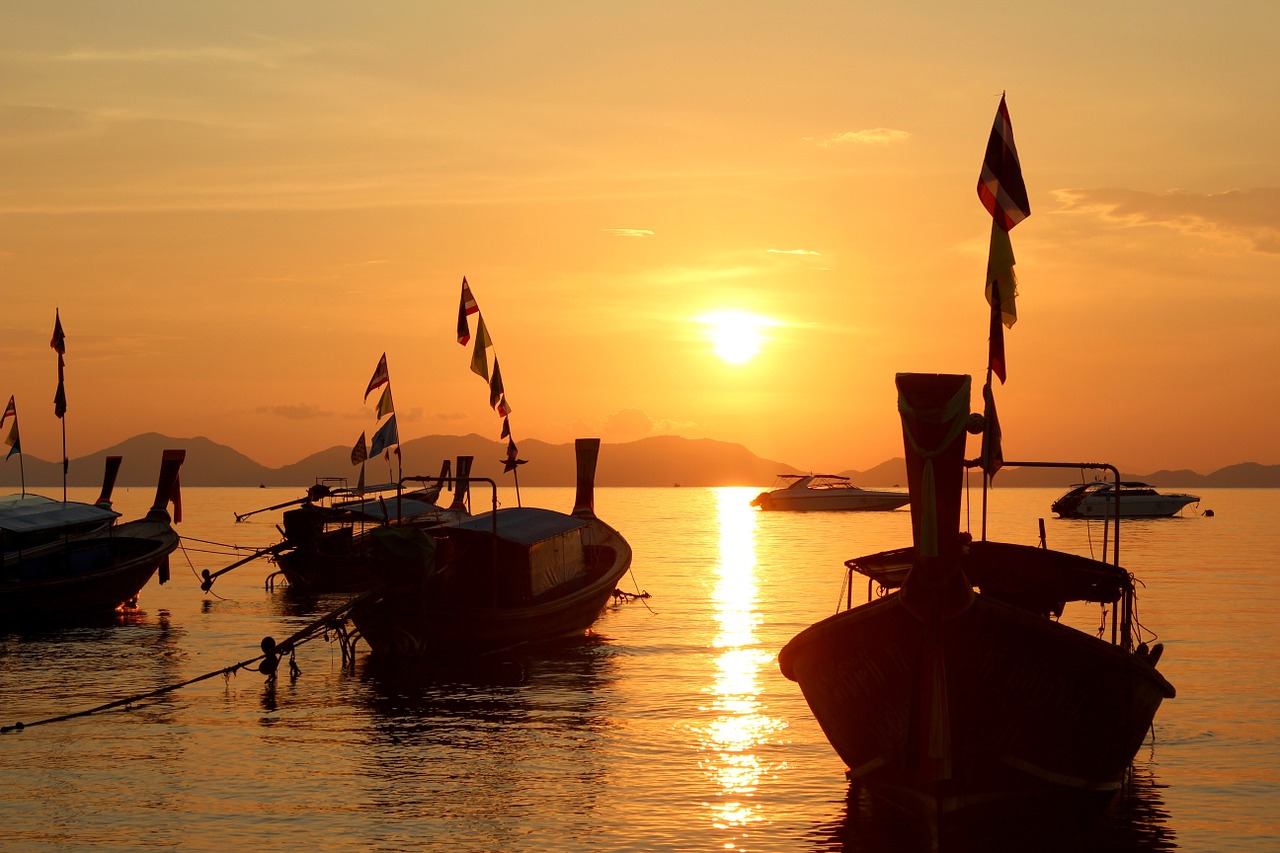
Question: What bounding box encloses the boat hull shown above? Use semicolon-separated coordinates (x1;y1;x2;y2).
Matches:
778;591;1174;815
0;518;179;621
1054;495;1199;519
348;518;632;658
753;491;909;512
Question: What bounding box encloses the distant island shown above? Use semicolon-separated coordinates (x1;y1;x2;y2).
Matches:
1;432;1277;489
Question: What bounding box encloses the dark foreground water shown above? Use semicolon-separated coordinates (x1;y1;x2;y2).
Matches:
2;485;1277;852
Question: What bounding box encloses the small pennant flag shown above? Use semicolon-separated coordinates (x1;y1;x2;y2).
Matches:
985;222;1018;383
51;310;67;419
489;358;506;413
981;381;1003;482
1;396;14;426
456;277;479;345
502;437;527;474
351;431;368;466
4;421;19;459
375;385;395;419
369;414;399;457
50;309;66;355
469;316;492;381
500;416;510;439
977;94;1031;231
364;353;390;402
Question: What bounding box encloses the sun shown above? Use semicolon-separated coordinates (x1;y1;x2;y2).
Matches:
698;310;773;365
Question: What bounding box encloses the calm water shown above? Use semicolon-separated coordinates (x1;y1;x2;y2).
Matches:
1;485;1277;852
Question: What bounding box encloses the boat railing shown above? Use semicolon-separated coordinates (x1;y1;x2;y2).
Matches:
972;459;1135;649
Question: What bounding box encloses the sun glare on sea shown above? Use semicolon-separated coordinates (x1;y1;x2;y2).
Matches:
697;310;774;365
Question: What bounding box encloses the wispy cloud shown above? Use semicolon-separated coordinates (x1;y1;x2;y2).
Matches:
256;404;331;421
767;248;820;256
603;228;654;238
808;128;911;148
603;408;691;438
1054;187;1280;253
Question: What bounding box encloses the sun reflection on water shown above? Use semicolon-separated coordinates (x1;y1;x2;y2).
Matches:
699;487;785;843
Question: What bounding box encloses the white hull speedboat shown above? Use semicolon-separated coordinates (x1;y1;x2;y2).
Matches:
1051;481;1199;519
751;474;909;512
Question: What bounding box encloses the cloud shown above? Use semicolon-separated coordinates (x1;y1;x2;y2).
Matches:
603;228;654;238
808;128;912;148
767;248;820;256
603;408;690;439
256;404;331;421
1054;187;1280;253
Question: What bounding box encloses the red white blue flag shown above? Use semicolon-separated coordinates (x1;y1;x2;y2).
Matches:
977;94;1030;231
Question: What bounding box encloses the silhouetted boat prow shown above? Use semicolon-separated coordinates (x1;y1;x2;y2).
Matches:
779;374;1175;824
1;450;186;622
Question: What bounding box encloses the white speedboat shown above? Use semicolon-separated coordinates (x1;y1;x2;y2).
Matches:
1051;481;1200;519
750;474;909;512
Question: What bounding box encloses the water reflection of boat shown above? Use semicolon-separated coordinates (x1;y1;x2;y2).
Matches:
1051;481;1200;519
779;374;1176;826
1;450;185;622
750;474;909;512
347;439;632;659
824;762;1177;852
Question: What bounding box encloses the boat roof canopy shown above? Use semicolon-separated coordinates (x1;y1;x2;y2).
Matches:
451;507;586;546
330;495;442;524
0;495;120;535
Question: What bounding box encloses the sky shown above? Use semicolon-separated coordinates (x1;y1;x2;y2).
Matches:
2;2;1278;476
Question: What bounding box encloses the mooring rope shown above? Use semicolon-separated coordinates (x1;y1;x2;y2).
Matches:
1;590;377;735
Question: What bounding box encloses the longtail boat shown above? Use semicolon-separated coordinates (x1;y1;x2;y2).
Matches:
1;449;186;621
346;438;632;658
779;374;1175;822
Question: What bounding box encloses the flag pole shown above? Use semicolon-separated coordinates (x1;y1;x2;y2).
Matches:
981;286;999;540
16;412;26;495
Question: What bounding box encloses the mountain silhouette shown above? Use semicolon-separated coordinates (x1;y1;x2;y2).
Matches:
1;432;1276;488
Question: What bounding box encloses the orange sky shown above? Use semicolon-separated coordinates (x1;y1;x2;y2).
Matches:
3;4;1278;475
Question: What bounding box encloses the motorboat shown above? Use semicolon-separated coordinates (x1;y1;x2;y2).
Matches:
751;474;909;512
1051;481;1200;519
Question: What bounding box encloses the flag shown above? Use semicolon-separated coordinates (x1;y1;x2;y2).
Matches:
489;359;511;416
981;381;1003;482
985;220;1018;383
988;281;1007;384
50;309;66;355
375;385;395;419
456;277;479;345
369;414;399;457
500;416;510;439
4;421;18;459
469;316;492;381
1;396;14;427
977;94;1030;231
364;353;389;401
51;310;67;419
351;431;368;465
502;437;527;473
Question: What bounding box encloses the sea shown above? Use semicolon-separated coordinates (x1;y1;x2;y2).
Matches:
1;484;1277;853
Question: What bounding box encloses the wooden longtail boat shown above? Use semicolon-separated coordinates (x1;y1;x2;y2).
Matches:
347;438;632;658
778;374;1175;819
1;450;185;621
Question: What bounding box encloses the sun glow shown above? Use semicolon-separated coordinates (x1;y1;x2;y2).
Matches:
698;311;773;365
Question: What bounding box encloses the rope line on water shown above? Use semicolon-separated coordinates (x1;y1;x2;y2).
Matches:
1;590;376;735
